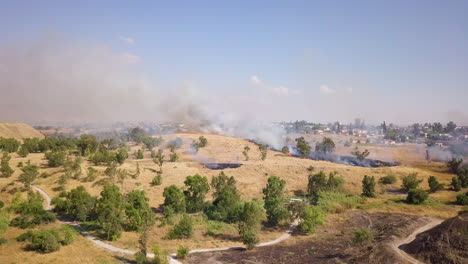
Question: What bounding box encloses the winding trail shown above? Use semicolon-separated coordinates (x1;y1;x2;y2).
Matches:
389;218;443;264
32;185;297;264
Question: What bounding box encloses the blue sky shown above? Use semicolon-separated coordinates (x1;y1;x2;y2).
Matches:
1;0;467;124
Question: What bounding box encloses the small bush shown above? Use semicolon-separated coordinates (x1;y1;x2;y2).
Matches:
456;192;468;205
176;245;189;259
152;244;169;264
402;173;423;191
167;215;193;239
451;177;462;191
134;251;147;264
240;228;259;250
30;229;61;253
379;175;397;184
428;176;444;193
362;175;376;198
0;237;7;244
16;231;34;242
406;189;428;204
298;205;324;234
151;174;162;186
61;225;75;245
352;228;373;246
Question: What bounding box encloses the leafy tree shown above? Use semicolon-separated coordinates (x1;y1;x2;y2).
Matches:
406;189;428;204
128;127;147;143
295;137;311;156
30;229;61;253
151;171;162;186
315;137;336;153
242;145;250;161
207;171;241;222
163;185;186;215
135;149;144;159
0;137;21;153
21;138;41;153
18;161;39;190
0;152;14;178
167;214;193;239
351;147;370;160
45;150;67;167
115;147;128;165
183;174;210;213
445;121;457;133
169;149;178;162
96;185;125;240
428;176;444;193
362;175;376;197
104;162;118;184
117;169;128;190
135;222;152;264
307;171;327;197
402;173;423;191
65;156;82;180
298;205;324;234
447;158;463;174
198;136;208;147
262;176;287;226
77;134;98;156
125;190;155;231
237;200;265;249
451;177;462;191
142;136;162;151
456;192;468;205
10;191;56;228
326;172;344;190
152;149;164;169
52;186;96;221
281;146;289;155
457;168;468;188
17;145;30;157
259;144;268;160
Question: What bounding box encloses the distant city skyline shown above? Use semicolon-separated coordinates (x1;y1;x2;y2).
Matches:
0;1;467;125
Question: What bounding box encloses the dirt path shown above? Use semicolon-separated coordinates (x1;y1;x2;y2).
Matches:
32;185;299;264
389;218;443;264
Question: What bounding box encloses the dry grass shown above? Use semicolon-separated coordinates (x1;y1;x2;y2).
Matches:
0;132;464;258
0;122;45;140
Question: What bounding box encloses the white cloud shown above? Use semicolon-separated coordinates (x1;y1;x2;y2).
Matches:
120;36;135;44
319;85;335;94
120;53;140;64
249;75;298;96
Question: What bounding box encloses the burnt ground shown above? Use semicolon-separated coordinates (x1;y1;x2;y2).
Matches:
183;211;432;264
400;212;468;264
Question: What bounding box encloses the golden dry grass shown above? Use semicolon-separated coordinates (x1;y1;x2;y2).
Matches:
0;132;465;259
0;122;45;140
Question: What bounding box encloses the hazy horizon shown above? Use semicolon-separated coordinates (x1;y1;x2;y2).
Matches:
1;1;467;126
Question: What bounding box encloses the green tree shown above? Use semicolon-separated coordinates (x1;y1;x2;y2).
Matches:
351;147;370;160
207;171;241;222
135;149;144;159
17;145;30;157
295;137;311;156
237;200;265;249
447;158;463;174
362;175;376;198
126;190;155;231
52;186;96;221
18;161;39;190
45;151;67;167
445;121;457;133
163;185;186;215
281;146;289;155
77;134;98;156
152;149;164;169
183;174;210;213
167;214;193;239
307;171;327;198
428;176;444;193
262;176;287;226
0;137;21;153
96;185;125;240
151;171;163;186
30;229;61;253
135;222;152;264
169;149;178;162
315;137;336;153
198;136;208;147
0;152;14;178
128;127;147;143
456;192;468;205
451;177;462;191
84;166;98;182
152;243;169;264
406;189;428;204
115;147;128;165
402;173;423;191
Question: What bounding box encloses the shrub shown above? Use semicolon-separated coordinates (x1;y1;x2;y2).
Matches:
406;189;428;204
0;152;14;178
451;177;462;191
30;229;61;253
151;173;162;186
447;158;463;174
379;175;397;185
362;175;376;198
169;152;178;162
134;251;147;264
163;185;186;215
152;244;169;264
239;228;258;250
428;176;444;193
259;144;268;160
352;228;373;246
167;214;193;239
298;205;324;234
45;151;67;167
176;245;189;259
455;192;468;205
134;149;144;159
61;225;75;245
402;173;423;191
0;237;7;244
281;146;289;155
16;231;34;242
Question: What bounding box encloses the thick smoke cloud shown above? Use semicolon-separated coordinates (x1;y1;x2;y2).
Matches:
0;35;286;148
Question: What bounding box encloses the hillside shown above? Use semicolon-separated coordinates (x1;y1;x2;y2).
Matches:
401;212;468;264
0;122;44;140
